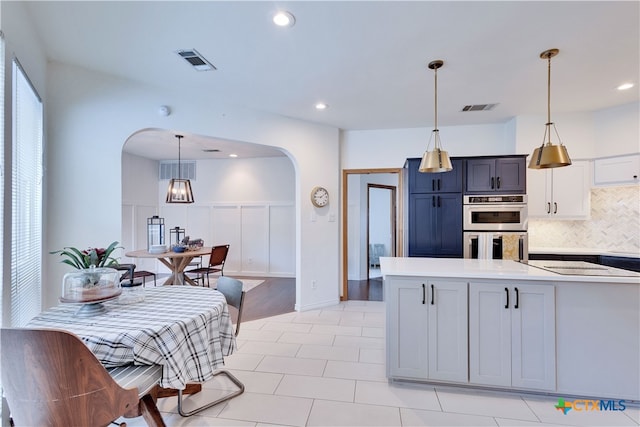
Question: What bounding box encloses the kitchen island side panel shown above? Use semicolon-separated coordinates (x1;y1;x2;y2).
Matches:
555;281;640;400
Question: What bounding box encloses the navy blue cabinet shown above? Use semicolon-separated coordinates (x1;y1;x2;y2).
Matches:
406;158;463;257
407;158;463;193
465;156;526;194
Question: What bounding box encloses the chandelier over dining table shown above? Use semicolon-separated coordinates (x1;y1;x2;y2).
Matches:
166;134;195;203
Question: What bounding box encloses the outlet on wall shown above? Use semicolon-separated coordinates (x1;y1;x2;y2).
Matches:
311;280;317;289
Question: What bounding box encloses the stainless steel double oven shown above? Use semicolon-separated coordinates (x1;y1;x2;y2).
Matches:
462;195;528;261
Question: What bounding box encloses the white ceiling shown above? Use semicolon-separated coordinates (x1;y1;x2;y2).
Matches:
24;1;639;160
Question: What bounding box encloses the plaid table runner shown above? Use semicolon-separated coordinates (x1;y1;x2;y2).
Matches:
27;286;236;389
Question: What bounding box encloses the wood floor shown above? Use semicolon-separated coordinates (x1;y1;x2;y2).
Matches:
225;276;383;322
154;275;382;323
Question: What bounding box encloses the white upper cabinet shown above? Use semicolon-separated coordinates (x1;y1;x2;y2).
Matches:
528;160;591;220
593;154;640;187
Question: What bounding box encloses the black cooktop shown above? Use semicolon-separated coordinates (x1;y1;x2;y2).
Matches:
521;260;640;278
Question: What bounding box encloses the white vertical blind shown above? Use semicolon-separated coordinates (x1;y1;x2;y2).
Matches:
0;33;5;326
10;59;43;326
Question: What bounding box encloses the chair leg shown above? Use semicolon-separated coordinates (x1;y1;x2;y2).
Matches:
139;393;167;427
177;370;244;417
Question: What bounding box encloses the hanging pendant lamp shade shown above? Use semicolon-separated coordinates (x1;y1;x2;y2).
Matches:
529;49;572;169
166;134;195;204
419;60;453;173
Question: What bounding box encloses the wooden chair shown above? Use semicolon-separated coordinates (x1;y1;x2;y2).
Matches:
1;328;166;427
116;263;157;287
185;244;230;287
175;276;245;417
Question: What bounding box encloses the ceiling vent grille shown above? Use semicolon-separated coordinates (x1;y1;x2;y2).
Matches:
176;49;216;71
461;103;498;112
159;161;196;180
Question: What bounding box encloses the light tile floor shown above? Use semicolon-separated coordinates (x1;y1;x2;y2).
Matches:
120;300;639;426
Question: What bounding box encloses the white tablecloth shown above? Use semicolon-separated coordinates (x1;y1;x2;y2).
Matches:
27;286;236;389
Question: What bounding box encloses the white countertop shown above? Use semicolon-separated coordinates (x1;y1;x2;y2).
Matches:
380;257;640;285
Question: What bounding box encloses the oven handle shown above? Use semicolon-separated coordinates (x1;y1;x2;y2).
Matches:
519;236;524;261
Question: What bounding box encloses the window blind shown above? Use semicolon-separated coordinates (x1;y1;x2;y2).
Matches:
11;59;43;326
0;33;4;326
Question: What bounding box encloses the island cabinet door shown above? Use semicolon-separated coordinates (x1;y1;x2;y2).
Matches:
386;278;428;379
469;283;512;387
427;280;468;382
470;282;556;391
510;283;556;391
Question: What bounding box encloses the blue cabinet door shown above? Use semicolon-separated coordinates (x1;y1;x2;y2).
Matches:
495;158;526;193
465;156;526;194
434;193;463;256
408;194;437;256
408;193;462;257
407;158;464;194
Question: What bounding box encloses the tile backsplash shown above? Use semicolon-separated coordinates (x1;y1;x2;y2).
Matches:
529;186;640;253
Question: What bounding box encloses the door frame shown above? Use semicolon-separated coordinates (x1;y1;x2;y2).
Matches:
367;184;397;279
342;168;403;300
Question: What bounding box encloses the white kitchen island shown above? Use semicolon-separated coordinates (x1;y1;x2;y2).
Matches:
380;257;640;401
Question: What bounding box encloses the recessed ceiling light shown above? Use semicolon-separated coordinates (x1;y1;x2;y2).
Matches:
617;82;635;91
273;11;295;27
229;154;238;158
315;102;328;110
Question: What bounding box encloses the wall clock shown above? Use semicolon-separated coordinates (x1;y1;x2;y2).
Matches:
310;186;329;207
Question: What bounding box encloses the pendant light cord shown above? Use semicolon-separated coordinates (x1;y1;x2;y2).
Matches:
546;54;552;145
434;65;438;133
176;134;183;180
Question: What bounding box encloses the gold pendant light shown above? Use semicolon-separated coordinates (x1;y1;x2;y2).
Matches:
419;59;453;173
166;134;195;204
529;49;572;169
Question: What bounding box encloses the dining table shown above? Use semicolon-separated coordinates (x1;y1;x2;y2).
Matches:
125;246;211;286
26;286;236;390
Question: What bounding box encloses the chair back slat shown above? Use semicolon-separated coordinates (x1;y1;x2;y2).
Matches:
215;276;245;336
209;244;230;267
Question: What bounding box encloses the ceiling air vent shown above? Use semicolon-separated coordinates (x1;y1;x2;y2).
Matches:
461;103;498;112
176;49;216;71
159;160;196;180
202;149;220;153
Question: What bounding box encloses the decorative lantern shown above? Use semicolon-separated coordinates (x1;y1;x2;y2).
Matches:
170;226;185;247
147;216;165;250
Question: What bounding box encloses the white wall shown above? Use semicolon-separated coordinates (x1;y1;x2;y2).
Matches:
40;59;340;311
341;123;513;170
122;154;295;278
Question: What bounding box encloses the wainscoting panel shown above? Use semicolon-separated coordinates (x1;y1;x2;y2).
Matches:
211;206;242;273
124;203;295;277
240;206;269;273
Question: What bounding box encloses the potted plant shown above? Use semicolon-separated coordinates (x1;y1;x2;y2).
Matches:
51;241;122;270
